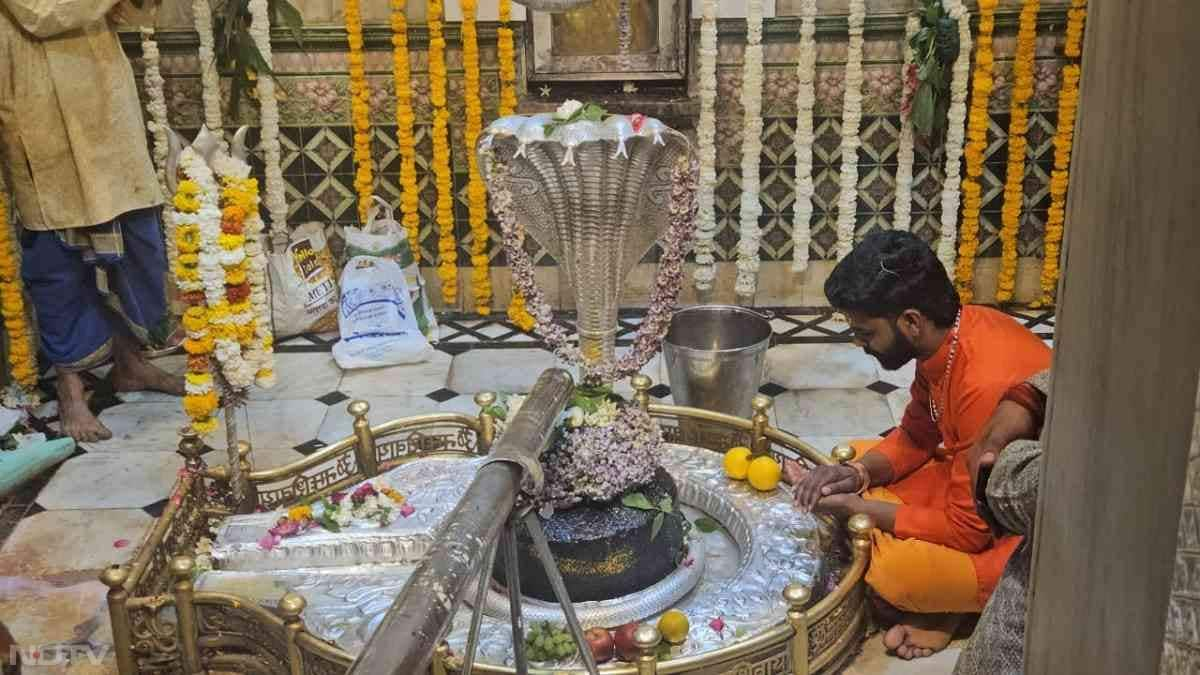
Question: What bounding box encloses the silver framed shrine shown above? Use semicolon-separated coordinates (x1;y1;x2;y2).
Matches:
526;0;689;82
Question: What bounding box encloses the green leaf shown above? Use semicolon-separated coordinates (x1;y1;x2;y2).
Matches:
270;0;305;47
622;492;656;511
317;513;341;533
734;627;748;638
693;516;722;533
579;103;607;122
651;512;665;541
925;1;940;25
484;404;508;421
912;83;936;138
658;496;674;513
570;393;600;414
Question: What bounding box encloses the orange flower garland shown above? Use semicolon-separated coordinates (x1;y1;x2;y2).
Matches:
390;0;421;259
1034;0;1086;307
497;0;534;330
345;0;374;224
0;185;36;391
996;0;1041;303
954;0;998;303
428;0;457;304
462;0;491;315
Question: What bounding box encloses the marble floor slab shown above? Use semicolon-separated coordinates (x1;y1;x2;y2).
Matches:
340;350;453;400
248;352;344;401
766;343;882;390
446;348;560;394
0;509;150;576
83;402;249;455
317;395;446;444
34;452;183;511
245;399;331;452
773;389;896;438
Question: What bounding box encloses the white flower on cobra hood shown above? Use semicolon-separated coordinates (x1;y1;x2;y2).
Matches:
555;99;584;120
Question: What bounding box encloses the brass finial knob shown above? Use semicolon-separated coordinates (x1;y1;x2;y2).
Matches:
831;444;855;464
237;440;253;460
100;565;129;588
633;624;662;651
474;391;496;408
170;556;195;579
278;591;307;619
631;373;652;391
348;400;370;417
847;513;874;539
783;582;812;610
177;429;205;460
752;394;773;413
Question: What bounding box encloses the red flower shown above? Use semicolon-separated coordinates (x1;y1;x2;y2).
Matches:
630;113;646;133
352;483;378;504
331;491;348;504
226;283;251;303
399;503;416;518
708;617;725;634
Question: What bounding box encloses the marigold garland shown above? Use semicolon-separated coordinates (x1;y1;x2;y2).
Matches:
0;184;36;392
461;0;491;315
345;0;374;224
1034;0;1086;308
390;0;421;260
996;0;1041;303
497;0;532;329
428;0;457;304
954;0;999;302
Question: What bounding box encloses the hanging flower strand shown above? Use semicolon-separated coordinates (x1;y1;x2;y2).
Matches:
834;0;866;261
193;0;222;133
693;0;719;291
141;28;170;199
996;0;1041;303
935;0;972;275
391;0;420;259
345;0;374;224
0;182;37;393
462;0;491;314
893;15;920;233
734;0;765;298
791;0;817;272
428;0;457;304
954;0;998;302
497;0;533;329
248;0;288;235
1034;0;1086;308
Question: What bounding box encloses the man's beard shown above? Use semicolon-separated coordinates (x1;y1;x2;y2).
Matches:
865;325;919;371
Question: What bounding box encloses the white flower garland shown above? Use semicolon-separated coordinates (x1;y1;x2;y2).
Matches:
193;0;223;133
791;0;817;272
734;0;765;298
893;15;920;233
692;0;719;291
141;28;170;199
834;0;866;260
248;0;289;237
936;0;972;273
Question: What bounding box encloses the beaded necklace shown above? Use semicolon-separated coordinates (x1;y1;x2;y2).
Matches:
928;309;963;423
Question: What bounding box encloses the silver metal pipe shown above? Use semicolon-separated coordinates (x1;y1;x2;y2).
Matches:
349;368;574;675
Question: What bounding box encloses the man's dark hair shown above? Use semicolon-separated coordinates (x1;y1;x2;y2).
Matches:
823;230;960;328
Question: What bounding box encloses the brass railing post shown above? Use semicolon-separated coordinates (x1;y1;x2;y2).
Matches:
474;392;497;452
430;642;449;675
832;443;855;465
634;624;662;675
349;401;379;477
784;583;812;675
237;440;258;513
100;566;136;674
631;373;652;412
278;592;307;675
848;513;874;558
177;430;205;473
169;556;203;674
751;394;773;455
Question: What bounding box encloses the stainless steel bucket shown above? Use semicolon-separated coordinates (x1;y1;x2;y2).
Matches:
662;305;772;419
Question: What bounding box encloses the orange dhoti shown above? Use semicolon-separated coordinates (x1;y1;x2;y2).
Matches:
851;440;1021;614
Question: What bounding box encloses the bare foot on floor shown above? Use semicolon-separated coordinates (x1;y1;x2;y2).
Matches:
57;371;112;443
883;612;962;660
109;338;185;396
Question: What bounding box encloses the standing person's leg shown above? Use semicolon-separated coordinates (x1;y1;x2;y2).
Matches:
20;230;113;442
100;207;183;396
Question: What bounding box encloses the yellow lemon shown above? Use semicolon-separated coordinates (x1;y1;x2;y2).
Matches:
747;456;782;492
657;609;690;644
723;446;753;480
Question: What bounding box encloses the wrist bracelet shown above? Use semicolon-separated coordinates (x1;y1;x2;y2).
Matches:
848;461;870;495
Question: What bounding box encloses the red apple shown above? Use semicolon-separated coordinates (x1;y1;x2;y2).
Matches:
612;622;639;662
584;627;615;663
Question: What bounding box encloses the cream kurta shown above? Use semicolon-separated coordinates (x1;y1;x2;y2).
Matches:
0;0;161;231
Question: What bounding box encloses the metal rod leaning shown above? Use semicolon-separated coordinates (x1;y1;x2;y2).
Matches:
348;368;574;675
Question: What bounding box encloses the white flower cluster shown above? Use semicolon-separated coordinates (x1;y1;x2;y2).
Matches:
834;0;866;261
791;0;818;272
937;0;973;274
193;0;223;133
735;0;765;298
140;28;170;200
248;0;289;236
692;0;719;291
893;15;920;233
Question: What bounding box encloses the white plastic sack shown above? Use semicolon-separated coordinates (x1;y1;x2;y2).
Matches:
332;256;433;369
343;197;439;342
268;222;340;338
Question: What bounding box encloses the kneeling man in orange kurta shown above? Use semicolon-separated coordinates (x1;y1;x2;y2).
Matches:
787;231;1050;660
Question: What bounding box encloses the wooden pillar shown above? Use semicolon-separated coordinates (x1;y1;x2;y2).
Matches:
1024;3;1200;674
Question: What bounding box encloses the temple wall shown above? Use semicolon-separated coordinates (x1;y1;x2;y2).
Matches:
126;0;1074;311
1162;380;1200;673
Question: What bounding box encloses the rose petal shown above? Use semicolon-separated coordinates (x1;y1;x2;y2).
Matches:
113;539;130;549
399;503;416;518
708;617;725;633
257;534;277;551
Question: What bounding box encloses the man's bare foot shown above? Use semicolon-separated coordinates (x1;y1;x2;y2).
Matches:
57;371;112;443
109;336;185;396
882;612;962;660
